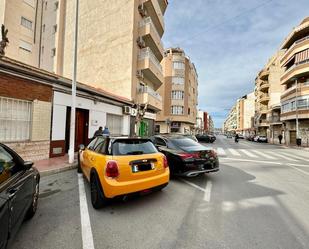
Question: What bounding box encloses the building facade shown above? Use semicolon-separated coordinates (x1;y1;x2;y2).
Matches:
156;48;198;134
254;51;284;143
223;104;237;133
280;17;309;146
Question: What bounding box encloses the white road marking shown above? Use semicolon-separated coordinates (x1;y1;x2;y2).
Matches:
181;179;212;202
279;152;307;161
203;181;212;202
239;149;258;158
78;174;95;249
228;148;241;156
217;147;226;156
221;157;309;176
267;151;297;162
252;150;276;160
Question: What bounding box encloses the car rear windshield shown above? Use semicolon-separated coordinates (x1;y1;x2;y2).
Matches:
112;139;158;155
170;137;200;148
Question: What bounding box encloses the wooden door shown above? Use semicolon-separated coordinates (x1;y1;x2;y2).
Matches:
75;109;89;151
290;131;296;145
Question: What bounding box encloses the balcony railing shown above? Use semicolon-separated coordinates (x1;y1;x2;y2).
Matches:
139;47;163;73
139;85;162;101
284;59;309;74
139;17;162;41
283;35;309;58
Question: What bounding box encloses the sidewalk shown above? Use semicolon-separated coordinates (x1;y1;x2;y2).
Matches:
34;154;77;177
275;144;309;151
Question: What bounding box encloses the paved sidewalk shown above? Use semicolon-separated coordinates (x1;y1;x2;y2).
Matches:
34;154;77;176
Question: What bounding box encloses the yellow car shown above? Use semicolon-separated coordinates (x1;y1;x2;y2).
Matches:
78;136;170;208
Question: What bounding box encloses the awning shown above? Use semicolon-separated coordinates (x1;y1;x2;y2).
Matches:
295;49;309;63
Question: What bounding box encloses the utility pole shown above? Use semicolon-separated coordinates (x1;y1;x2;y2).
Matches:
69;0;79;164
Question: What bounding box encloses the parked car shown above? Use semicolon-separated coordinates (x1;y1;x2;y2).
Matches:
0;143;40;249
253;135;268;143
78;136;169;209
225;133;233;138
196;134;216;143
246;135;255;141
237;134;244;139
151;135;219;177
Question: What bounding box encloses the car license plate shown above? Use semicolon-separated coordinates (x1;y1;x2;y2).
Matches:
132;163;154;173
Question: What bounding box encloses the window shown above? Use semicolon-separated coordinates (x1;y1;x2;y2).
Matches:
0;97;32;142
51;48;56;57
297;99;307;109
0;146;15;184
172;77;184;85
19;40;32;52
21;17;33;30
171;90;184;100
54;1;59;10
42;24;45;32
188;108;190;115
53;24;57;34
171;106;184;115
106;114;123;135
173;61;185;70
112;139;157;155
291;101;296;110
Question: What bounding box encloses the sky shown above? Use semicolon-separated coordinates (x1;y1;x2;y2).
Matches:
162;0;309;128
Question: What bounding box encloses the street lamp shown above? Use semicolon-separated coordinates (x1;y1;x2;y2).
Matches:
68;0;79;164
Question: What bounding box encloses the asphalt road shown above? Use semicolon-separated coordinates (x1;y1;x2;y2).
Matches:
10;136;309;249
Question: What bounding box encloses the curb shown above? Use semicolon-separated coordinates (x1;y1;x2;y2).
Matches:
39;163;78;177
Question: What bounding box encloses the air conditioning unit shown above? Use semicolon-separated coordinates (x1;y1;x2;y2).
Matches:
123;106;131;115
137;37;146;48
136;70;144;79
138;4;147;17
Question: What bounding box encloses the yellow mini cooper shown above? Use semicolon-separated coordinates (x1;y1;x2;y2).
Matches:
78;136;170;209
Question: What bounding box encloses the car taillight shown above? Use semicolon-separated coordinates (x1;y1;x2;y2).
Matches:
163;155;169;168
105;160;119;178
179;153;199;160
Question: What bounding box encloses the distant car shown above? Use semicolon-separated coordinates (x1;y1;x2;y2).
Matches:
226;134;233;138
78;136;169;209
196;134;216;143
237;134;244;139
0;143;40;249
253;135;268;143
246;135;255;141
151;135;219;177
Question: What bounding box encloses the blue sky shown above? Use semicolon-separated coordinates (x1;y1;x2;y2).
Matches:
162;0;309;128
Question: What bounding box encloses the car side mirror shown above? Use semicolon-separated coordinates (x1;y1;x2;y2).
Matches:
79;144;85;151
24;161;33;170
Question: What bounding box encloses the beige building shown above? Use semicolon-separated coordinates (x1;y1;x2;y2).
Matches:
236;92;255;136
254;51;285;143
156;48;198;134
280;17;309;145
223;104;237;133
0;0;65;73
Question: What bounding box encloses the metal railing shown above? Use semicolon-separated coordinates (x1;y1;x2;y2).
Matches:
139;47;163;73
139;85;162;101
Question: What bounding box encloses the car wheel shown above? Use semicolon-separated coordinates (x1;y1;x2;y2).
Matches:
25;180;39;220
77;153;82;173
90;174;108;209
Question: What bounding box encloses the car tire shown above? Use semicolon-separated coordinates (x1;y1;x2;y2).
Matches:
77;153;82;173
25;180;39;220
90;173;109;209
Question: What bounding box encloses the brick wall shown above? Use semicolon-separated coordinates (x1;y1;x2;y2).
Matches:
0;73;52;102
5;140;50;162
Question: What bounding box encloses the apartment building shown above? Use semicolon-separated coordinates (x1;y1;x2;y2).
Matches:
62;0;168;136
196;111;214;134
0;0;64;73
243;92;255;136
254;51;285;142
0;0;42;67
156;48;198;134
280;17;309;145
223;104;237;133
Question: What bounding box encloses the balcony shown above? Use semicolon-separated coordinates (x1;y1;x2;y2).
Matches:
138;85;162;111
281;35;309;66
259;93;270;104
268;116;281;124
139;17;164;61
258;119;269;127
260;107;269;114
259;82;270;91
259;69;269;80
139;0;164;37
138;47;164;89
157;0;168;14
281;60;309;84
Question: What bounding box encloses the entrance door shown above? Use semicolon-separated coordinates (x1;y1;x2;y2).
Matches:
65;107;89;152
290;131;296;145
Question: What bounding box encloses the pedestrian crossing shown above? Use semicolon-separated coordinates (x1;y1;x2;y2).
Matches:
211;147;309;163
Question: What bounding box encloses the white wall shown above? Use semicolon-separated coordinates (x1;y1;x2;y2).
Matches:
52;91;130;140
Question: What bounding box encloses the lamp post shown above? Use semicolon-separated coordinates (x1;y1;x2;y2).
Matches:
68;0;79;164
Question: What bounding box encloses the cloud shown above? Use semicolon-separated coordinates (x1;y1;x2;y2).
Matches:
163;0;309;127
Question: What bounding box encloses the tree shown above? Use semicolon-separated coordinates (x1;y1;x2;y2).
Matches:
0;24;9;57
